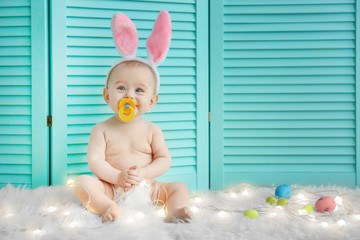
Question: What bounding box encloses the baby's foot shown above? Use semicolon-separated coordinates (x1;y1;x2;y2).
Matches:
102;204;122;222
165;207;193;223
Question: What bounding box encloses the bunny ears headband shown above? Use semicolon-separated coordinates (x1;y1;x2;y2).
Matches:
106;10;172;94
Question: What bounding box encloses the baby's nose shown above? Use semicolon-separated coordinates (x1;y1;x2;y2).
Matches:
124;95;134;100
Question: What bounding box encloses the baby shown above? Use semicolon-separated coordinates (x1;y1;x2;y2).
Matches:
73;60;193;223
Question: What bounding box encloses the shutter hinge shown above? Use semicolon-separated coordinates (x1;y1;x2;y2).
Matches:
209;112;211;122
47;115;52;127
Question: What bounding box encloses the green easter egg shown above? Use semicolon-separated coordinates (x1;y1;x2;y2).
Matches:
266;196;277;205
244;210;259;219
302;204;314;214
276;199;289;206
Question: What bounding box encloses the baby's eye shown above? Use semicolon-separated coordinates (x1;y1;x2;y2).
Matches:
118;86;125;90
135;88;144;93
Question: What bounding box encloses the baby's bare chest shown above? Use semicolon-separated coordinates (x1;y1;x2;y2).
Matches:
101;119;154;170
105;129;152;155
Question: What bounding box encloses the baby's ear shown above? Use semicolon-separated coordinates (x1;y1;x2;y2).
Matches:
148;94;159;111
103;87;110;104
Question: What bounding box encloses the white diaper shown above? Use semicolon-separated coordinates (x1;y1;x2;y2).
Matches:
111;180;156;209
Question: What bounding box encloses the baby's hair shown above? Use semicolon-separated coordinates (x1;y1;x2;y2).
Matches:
106;60;157;94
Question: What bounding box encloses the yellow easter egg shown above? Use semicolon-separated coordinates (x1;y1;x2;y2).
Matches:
276;199;289;206
266;196;277;205
244;210;259;219
302;204;314;214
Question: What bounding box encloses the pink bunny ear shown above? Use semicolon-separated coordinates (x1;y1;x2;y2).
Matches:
111;13;138;58
146;10;172;66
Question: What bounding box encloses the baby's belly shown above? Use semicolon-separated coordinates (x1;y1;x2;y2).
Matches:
105;152;152;171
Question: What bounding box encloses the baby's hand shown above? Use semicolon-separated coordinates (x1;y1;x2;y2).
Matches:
124;166;145;192
116;170;133;190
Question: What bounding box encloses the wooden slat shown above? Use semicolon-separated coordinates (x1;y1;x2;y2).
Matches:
224;155;355;164
224;129;355;137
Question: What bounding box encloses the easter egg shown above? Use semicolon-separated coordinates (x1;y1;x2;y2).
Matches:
275;185;292;199
315;196;336;213
266;196;277;205
244;210;259;219
302;204;314;214
276;199;289;206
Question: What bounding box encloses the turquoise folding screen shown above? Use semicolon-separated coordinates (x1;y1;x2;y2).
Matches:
210;0;360;189
50;0;209;191
0;0;48;188
1;0;360;190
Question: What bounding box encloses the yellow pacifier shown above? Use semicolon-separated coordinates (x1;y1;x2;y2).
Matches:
118;98;135;121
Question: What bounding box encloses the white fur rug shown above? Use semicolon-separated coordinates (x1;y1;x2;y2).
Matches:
0;183;359;240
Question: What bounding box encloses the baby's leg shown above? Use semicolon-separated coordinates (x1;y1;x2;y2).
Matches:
73;175;122;222
151;182;192;222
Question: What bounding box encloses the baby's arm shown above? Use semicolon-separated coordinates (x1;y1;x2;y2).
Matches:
141;124;171;179
87;124;121;185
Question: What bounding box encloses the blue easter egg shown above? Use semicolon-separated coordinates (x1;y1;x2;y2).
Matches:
275;185;292;199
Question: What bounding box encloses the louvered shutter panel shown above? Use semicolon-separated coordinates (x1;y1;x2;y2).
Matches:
210;0;358;189
52;0;209;191
0;0;48;188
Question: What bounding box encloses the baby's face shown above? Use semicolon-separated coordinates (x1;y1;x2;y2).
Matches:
103;64;158;122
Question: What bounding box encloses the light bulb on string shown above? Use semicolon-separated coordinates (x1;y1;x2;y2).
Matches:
66;179;75;187
32;229;44;236
320;222;329;228
69;221;80;228
229;192;237;198
5;212;14;218
334;196;343;205
47;206;57;213
242;189;249;196
3;206;15;218
337;219;346;228
157;208;166;217
62;211;70;216
190;206;199;213
217;211;229;218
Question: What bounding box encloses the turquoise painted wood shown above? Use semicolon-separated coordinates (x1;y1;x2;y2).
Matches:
50;0;67;186
209;0;224;190
4;0;359;191
210;0;359;189
357;0;360;187
0;0;49;188
50;0;209;191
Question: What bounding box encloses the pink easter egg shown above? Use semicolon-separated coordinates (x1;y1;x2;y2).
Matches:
315;196;336;213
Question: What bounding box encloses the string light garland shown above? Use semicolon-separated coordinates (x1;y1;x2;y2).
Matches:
1;181;359;236
188;183;359;230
